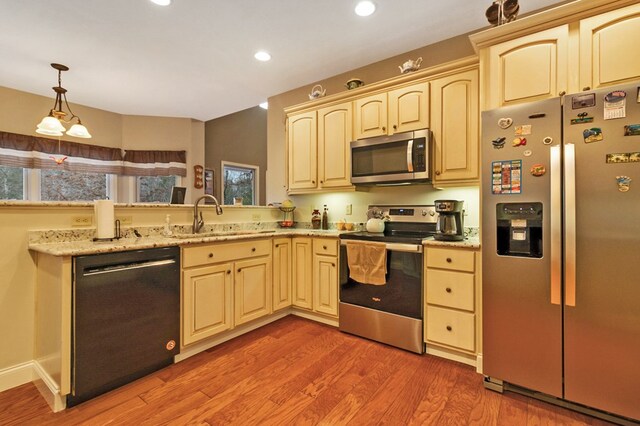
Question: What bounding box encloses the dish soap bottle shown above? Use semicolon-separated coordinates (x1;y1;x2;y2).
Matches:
163;214;173;236
322;205;329;230
311;208;322;229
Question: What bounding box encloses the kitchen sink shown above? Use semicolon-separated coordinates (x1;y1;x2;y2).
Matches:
170;229;276;239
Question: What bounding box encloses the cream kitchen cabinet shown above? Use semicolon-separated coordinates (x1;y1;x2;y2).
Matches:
579;3;640;90
424;246;480;364
354;82;429;140
312;238;339;317
272;237;292;311
485;25;570;109
182;238;272;346
183;262;233;346
287;111;317;191
291;237;339;318
430;68;479;185
292;237;313;309
287;102;354;194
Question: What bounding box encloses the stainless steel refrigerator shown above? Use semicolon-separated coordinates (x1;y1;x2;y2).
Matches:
482;82;640;423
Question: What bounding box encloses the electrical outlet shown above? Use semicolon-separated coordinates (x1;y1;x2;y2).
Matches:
252;213;261;221
116;216;133;225
71;215;92;227
345;204;352;215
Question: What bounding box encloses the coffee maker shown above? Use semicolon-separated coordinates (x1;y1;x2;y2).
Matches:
434;200;464;241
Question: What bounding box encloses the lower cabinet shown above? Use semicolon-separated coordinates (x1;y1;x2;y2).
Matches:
424;246;480;361
292;237;339;318
272;238;292;311
182;239;272;346
182;263;233;346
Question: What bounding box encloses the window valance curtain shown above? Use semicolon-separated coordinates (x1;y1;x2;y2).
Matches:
0;131;187;177
0;131;123;174
122;150;187;177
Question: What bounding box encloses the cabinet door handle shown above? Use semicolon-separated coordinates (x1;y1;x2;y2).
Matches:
227;270;231;274
446;258;452;263
392;124;397;130
251;247;256;252
320;180;324;184
445;287;452;293
332;263;336;267
237;268;241;273
208;253;214;258
323;245;327;250
382;126;386;132
435;170;441;176
582;86;591;91
446;326;452;332
559;91;566;96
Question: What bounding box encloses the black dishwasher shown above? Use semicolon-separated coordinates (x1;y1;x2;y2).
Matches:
68;246;180;407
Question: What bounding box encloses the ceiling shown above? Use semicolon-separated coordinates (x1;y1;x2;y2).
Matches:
1;0;566;122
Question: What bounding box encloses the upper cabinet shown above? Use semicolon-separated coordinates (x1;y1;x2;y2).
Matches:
354;82;429;139
430;69;479;185
287;102;354;194
579;3;640;90
485;25;569;109
287;111;317;191
473;0;640;110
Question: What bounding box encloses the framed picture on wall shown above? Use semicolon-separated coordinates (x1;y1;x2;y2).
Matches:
204;169;215;197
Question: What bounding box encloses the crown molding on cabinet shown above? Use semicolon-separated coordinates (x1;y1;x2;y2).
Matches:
284;56;478;115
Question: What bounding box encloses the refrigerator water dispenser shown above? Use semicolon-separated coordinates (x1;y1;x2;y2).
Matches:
496;202;542;258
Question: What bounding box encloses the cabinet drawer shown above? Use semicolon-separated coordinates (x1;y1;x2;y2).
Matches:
183;239;271;268
426;269;474;311
426;306;475;352
426;248;475;272
313;238;338;257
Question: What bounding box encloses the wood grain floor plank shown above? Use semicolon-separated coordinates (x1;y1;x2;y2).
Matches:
0;316;620;426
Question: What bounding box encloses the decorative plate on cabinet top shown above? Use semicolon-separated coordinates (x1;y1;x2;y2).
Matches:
345;78;364;90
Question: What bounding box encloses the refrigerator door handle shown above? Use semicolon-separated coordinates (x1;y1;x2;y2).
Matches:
564;143;577;307
550;145;562;305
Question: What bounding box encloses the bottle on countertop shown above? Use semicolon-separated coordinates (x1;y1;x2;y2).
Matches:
322;205;329;230
311;208;322;229
163;214;173;236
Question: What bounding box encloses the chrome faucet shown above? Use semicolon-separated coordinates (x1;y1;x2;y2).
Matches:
193;195;223;234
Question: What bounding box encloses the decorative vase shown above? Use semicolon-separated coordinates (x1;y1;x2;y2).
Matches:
366;218;385;233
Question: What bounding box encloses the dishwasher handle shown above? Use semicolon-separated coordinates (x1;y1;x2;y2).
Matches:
82;259;177;277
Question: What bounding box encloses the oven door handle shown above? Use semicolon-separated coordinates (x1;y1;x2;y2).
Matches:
341;241;423;253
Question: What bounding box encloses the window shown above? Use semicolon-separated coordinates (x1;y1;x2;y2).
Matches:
41;169;108;201
222;161;258;205
0;166;25;200
137;176;179;203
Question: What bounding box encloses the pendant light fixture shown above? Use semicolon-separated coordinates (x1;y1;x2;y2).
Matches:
36;63;92;138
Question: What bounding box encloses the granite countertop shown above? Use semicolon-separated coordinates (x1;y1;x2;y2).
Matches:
423;236;481;249
28;228;346;257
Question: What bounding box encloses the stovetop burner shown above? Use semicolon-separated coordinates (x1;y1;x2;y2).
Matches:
339;204;438;245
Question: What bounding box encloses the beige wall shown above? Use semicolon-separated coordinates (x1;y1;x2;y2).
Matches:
204;106;267;205
265;33;479;223
0;86;205;204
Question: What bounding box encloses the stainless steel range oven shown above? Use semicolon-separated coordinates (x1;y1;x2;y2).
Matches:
339;205;437;353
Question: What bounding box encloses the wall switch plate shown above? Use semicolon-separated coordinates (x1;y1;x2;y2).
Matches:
252;213;261;221
345;204;352;215
71;215;93;227
116;216;133;225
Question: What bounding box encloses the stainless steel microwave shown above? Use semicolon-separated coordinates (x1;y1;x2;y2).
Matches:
350;129;431;185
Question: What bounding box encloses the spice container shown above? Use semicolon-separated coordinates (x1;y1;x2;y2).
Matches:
311;208;322;229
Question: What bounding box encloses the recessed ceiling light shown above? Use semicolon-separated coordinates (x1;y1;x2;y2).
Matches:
355;1;376;17
150;0;171;6
259;102;269;110
254;51;271;62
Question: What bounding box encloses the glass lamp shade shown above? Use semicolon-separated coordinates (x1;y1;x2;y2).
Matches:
66;123;92;138
36;115;65;136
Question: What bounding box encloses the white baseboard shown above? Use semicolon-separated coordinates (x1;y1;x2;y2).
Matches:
0;361;34;392
476;353;483;374
426;345;477;368
32;361;65;412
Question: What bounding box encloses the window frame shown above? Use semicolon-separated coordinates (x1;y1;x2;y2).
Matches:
220;161;259;206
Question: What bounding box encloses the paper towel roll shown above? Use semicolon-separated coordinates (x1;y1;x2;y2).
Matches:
94;200;115;239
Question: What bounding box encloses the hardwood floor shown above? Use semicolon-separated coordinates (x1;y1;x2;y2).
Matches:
0;316;615;425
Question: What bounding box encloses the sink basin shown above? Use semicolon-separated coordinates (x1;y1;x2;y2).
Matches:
170;229;276;239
